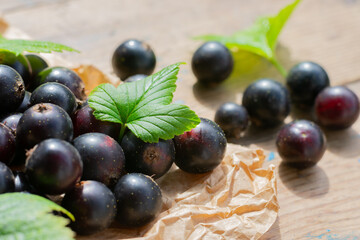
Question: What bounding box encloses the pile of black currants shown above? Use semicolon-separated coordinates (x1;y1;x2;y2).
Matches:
194;44;360;169
0;39;228;236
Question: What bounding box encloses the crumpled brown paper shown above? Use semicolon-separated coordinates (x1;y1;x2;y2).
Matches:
0;17;279;240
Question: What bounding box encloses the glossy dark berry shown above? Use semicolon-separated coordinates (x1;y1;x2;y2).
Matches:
34;67;86;100
3;55;31;88
17;103;73;149
286;61;330;108
0;123;16;165
0;65;25;115
25;54;48;82
192;41;233;87
276;120;326;169
124;74;148;83
114;173;162;227
0;162;14;193
15;91;31;113
73;133;125;187
112;39;156;80
62;180;117;235
173;118;227;173
214;102;249;138
30;82;77;115
242;79;290;127
121;132;174;179
315;86;360;129
72;105;120;139
13;171;41;194
25;138;83;195
1;113;22;133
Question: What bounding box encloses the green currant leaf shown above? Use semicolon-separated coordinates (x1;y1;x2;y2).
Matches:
0;193;74;240
0;36;79;55
194;0;301;76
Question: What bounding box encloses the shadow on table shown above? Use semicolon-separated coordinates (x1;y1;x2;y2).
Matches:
278;163;329;199
192;44;298;111
323;127;360;158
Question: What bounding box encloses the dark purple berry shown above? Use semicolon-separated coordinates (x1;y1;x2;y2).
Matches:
30;82;77;115
17;103;73;149
0;162;14;193
124;74;148;83
73;133;125;187
214;102;249;138
315;86;360;129
25;54;48;83
1;113;22;133
62;180;117;235
112;39;156;80
2;55;31;88
242;79;290;127
0;65;25;115
114;173;162;227
25;138;83;195
72;105;120;139
173;118;227;173
15;91;31;113
34;67;86;100
121;132;174;179
0;123;16;165
276;120;326;169
286;61;330;109
192;41;233;87
13;171;42;195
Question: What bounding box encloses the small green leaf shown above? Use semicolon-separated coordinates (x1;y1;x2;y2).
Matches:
0;193;74;240
194;0;301;76
0;36;79;55
127;104;200;143
88;63;200;143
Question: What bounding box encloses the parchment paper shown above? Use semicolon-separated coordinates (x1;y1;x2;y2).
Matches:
0;17;279;240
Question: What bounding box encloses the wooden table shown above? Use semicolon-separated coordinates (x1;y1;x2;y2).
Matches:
1;0;360;239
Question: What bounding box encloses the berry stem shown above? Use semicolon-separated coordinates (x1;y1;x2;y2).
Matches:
119;124;126;141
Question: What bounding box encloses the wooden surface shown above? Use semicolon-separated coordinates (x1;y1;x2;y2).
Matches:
1;0;360;239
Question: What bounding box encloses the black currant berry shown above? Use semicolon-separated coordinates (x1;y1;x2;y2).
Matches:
214;102;249;138
15;91;31;113
25;54;48;83
73;133;125;187
30;82;77;115
242;79;290;127
72;105;120;139
1;113;22;133
192;41;233;87
17;103;73;149
124;74;148;83
62;180;117;235
2;55;31;88
114;173;162;227
276;120;326;169
34;67;86;100
0;65;25;115
315;86;360;129
13;171;41;195
173;118;227;173
25;138;83;195
0;162;14;193
0;123;16;165
286;61;330;109
121;132;174;179
112;39;156;80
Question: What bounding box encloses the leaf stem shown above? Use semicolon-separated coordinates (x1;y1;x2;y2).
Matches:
119;124;126;142
270;58;287;77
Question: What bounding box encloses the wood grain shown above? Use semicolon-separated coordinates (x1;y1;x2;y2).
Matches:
1;0;360;239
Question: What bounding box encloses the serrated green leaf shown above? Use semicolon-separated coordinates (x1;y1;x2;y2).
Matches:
126;104;200;142
194;0;301;76
0;193;74;240
0;37;79;56
88;63;200;143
